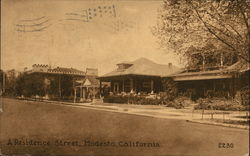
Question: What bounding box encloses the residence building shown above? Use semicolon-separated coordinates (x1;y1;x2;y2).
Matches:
165;50;249;100
25;64;99;101
99;57;180;94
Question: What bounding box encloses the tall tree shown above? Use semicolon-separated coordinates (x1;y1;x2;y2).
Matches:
152;0;250;65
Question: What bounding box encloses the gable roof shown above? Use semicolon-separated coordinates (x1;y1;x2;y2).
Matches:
100;57;180;78
75;76;99;87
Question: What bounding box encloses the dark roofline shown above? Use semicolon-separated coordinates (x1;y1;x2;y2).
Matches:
166;60;249;78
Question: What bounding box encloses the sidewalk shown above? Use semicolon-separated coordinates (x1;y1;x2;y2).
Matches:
78;101;249;130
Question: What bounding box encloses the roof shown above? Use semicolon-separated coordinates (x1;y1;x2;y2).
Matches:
48;67;85;76
168;60;250;81
169;70;233;81
84;76;99;85
100;57;180;78
226;60;250;72
75;76;99;87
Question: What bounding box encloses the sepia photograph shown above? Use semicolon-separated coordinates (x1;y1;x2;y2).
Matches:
0;0;249;155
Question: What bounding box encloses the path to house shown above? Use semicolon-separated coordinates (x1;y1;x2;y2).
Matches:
0;98;249;156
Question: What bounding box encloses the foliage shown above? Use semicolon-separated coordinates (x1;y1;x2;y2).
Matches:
153;0;250;65
3;69;18;96
235;87;250;106
161;78;178;101
103;95;164;105
15;73;46;97
103;95;128;104
15;73;74;97
103;94;192;109
166;96;192;109
194;97;249;111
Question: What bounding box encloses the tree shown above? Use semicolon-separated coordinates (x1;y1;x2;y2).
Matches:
0;70;5;95
152;0;250;65
15;73;46;97
5;69;18;96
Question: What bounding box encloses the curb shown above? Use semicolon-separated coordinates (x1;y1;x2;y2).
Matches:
186;120;249;130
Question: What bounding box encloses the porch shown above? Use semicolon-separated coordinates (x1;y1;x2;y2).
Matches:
99;75;162;94
73;76;99;102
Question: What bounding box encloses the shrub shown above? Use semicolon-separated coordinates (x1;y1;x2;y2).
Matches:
194;97;249;111
103;94;192;108
103;95;164;105
161;78;178;101
236;87;250;106
165;96;192;109
103;95;128;103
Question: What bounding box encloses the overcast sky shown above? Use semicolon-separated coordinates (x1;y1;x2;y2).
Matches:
1;0;181;75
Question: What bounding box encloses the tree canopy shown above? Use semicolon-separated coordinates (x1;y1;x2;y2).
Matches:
153;0;250;66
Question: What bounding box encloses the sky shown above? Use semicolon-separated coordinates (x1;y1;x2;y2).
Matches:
1;0;181;75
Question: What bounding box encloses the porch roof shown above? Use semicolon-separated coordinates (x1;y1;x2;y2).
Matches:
167;60;249;81
75;76;99;87
99;57;180;79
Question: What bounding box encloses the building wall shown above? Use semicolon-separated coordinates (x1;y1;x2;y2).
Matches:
175;77;246;100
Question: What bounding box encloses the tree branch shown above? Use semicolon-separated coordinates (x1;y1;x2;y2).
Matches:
190;1;250;63
206;6;244;40
236;0;250;59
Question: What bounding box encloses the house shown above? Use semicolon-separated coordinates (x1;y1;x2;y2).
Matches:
99;57;180;94
162;46;249;100
165;60;250;100
24;64;99;101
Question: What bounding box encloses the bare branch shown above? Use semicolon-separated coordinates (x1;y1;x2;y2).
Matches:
190;1;249;62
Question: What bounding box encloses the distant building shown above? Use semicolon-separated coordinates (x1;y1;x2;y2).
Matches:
29;64;86;76
99;57;180;94
23;64;99;102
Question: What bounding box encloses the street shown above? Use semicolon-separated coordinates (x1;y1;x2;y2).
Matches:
0;98;249;156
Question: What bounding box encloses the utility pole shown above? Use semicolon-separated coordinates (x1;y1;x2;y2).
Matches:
3;72;5;94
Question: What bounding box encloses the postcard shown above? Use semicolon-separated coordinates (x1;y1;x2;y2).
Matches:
0;0;249;155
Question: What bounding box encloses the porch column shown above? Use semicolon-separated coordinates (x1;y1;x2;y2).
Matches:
80;87;83;101
134;79;137;93
74;87;76;103
150;80;154;93
93;87;96;99
99;80;102;96
82;87;86;100
113;82;115;92
202;53;205;71
122;79;125;92
220;53;224;67
80;87;82;99
58;75;62;98
130;78;134;92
